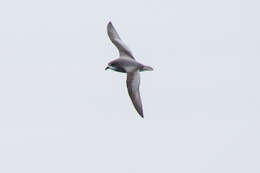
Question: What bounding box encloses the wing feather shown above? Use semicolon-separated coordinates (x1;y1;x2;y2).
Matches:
126;71;143;118
107;22;135;59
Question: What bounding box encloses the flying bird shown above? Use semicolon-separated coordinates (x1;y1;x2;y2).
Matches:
105;22;153;118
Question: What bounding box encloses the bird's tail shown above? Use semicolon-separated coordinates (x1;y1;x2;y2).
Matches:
141;65;153;71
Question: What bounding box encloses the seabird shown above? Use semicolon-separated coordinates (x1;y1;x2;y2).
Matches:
105;22;153;118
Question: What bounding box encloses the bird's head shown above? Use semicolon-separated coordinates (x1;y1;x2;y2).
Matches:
105;61;126;73
105;62;115;71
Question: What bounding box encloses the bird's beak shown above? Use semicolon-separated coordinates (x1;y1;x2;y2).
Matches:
105;66;109;70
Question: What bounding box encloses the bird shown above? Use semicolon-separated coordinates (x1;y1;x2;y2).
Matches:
105;22;153;118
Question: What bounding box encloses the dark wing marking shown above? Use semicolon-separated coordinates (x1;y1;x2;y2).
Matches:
107;22;135;59
126;71;143;118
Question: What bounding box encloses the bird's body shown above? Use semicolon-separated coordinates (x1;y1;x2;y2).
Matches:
105;22;153;118
107;57;151;73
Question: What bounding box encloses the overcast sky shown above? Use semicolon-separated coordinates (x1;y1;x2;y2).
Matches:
0;0;259;172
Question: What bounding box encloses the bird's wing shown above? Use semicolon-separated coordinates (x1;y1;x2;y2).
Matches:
107;22;135;60
126;71;143;118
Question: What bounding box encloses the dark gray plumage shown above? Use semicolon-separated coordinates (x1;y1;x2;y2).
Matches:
105;22;153;118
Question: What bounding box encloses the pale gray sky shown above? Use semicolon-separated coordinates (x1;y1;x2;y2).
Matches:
0;0;259;172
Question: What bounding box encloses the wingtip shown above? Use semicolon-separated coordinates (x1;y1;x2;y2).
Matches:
107;21;114;32
107;21;113;27
139;112;144;118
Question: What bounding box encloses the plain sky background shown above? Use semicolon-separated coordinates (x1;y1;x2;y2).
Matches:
0;0;259;172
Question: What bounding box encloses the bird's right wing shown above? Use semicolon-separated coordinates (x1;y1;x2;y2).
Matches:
107;22;135;60
126;71;143;118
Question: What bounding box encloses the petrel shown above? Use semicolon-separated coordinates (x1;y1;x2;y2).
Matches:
105;22;153;118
